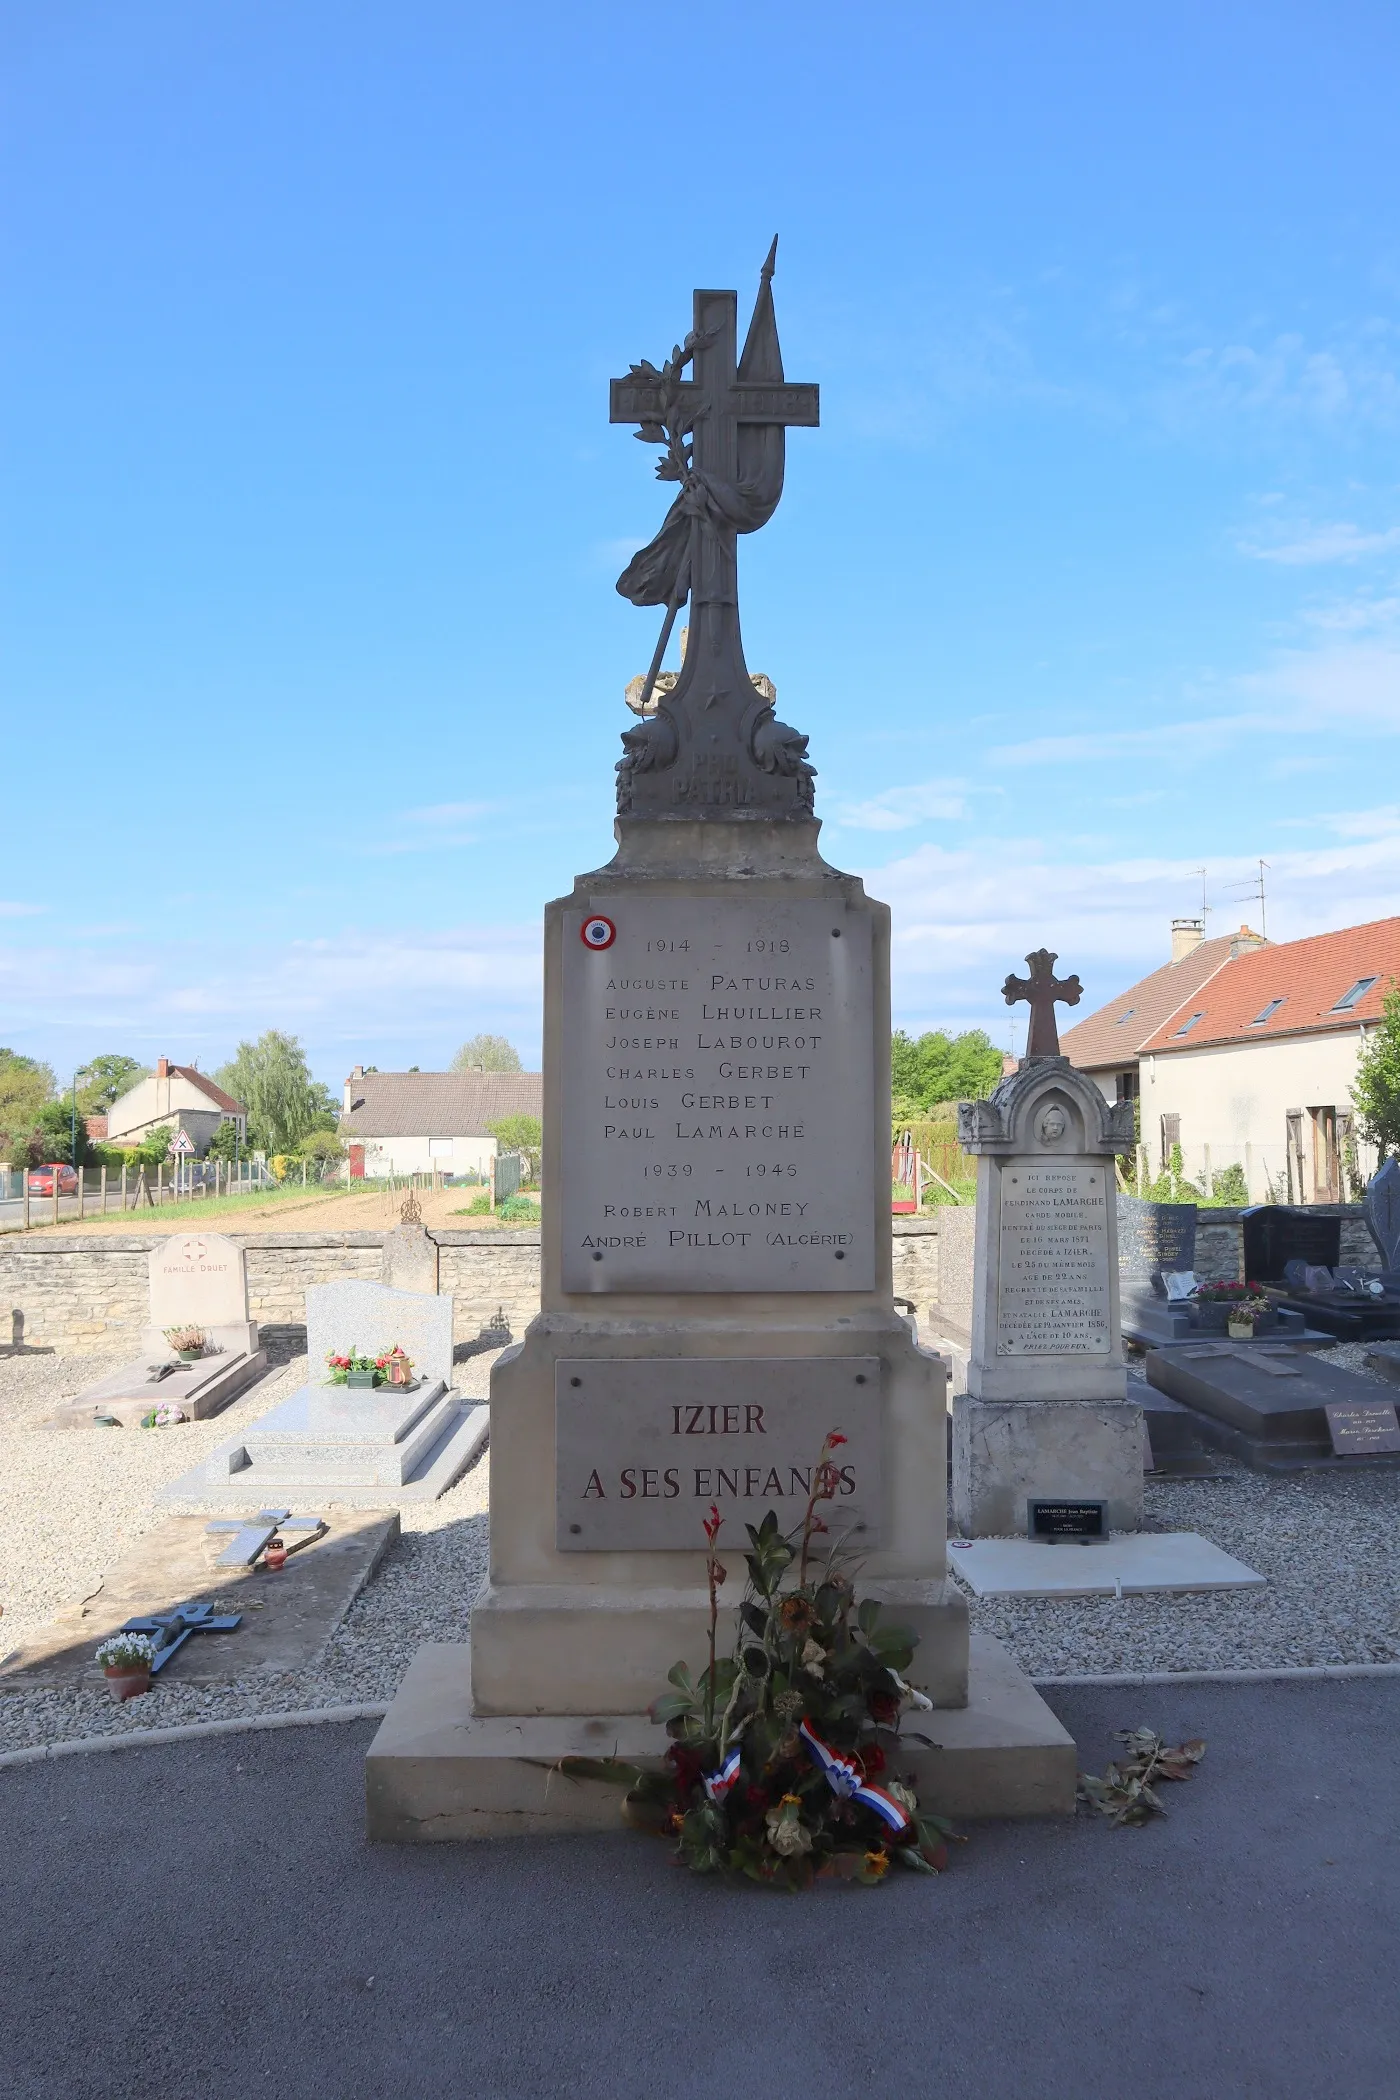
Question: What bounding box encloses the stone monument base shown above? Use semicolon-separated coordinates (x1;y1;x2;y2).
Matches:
951;1396;1145;1537
364;1634;1077;1840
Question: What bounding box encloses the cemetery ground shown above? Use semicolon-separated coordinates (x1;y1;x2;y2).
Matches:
0;1179;540;1239
0;1339;1396;1757
1;1675;1396;2099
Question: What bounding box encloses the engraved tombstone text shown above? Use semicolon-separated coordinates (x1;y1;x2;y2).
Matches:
997;1161;1112;1356
560;896;875;1291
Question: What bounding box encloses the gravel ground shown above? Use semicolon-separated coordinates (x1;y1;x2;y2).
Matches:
0;1343;494;1752
3;1339;1398;1753
955;1345;1400;1677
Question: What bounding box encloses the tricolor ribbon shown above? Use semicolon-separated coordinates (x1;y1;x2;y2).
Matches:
798;1719;912;1835
702;1747;742;1803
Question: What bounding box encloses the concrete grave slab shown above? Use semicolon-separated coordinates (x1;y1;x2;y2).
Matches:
947;1532;1265;1598
159;1390;490;1508
0;1509;398;1687
1146;1341;1400;1470
46;1348;275;1428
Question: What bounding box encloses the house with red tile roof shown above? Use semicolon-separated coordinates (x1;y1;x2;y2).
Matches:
1061;916;1400;1202
106;1057;247;1156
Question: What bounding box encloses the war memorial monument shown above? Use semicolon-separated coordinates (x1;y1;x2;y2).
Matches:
365;246;1074;1835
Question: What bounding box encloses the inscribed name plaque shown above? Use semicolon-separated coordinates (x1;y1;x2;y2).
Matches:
560;895;875;1291
556;1358;882;1549
996;1162;1111;1356
1324;1400;1400;1455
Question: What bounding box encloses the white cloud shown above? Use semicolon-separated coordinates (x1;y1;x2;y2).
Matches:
0;901;43;918
861;829;1400;1039
1240;522;1400;565
828;780;971;831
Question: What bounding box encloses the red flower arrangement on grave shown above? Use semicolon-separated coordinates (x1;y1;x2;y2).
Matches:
1193;1279;1267;1302
561;1430;960;1889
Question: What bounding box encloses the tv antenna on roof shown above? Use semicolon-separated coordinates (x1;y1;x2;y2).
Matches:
1189;867;1211;922
1226;858;1269;939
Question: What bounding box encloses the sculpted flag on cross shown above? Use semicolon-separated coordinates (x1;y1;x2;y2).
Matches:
610;239;821;819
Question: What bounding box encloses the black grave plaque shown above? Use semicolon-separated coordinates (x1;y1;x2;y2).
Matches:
1240;1206;1341;1283
1027;1498;1106;1542
1324;1401;1400;1455
1117;1196;1198;1281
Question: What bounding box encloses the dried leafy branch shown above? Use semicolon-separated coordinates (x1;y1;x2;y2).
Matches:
1077;1728;1206;1826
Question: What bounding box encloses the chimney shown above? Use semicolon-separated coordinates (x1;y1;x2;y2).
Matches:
156;1056;170;1079
1170;918;1204;962
344;1065;363;1115
1230;924;1266;960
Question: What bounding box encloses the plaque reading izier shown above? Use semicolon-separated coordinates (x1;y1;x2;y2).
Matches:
560;896;875;1291
556;1358;882;1549
997;1161;1112;1356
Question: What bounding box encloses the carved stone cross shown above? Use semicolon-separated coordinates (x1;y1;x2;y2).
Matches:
1002;949;1083;1061
610;241;820;818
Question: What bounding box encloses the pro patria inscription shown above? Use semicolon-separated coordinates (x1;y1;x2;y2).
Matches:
996;1161;1112;1356
556;1358;882;1549
560;895;875;1291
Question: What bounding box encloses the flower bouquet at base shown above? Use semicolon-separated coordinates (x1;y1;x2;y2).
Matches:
561;1433;960;1890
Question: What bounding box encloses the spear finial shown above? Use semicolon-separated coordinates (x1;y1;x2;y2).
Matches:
760;234;778;281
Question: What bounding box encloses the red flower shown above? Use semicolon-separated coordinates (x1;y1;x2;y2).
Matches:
667;1742;704;1793
702;1503;723;1545
858;1743;886;1776
868;1689;899;1724
826;1431;848;1448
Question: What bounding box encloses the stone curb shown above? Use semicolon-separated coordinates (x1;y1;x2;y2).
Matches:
4;1664;1397;1771
0;1701;389;1771
1034;1663;1400;1687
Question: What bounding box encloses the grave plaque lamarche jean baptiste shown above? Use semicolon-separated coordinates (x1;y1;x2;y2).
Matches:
364;247;1076;1839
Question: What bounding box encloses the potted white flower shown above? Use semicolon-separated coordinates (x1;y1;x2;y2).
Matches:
94;1631;156;1701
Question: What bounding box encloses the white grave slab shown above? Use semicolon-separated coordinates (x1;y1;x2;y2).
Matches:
559;894;875;1292
947;1531;1265;1598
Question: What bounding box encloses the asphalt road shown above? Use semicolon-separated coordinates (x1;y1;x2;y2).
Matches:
2;1677;1396;2100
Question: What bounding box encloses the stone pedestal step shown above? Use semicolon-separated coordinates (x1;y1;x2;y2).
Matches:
160;1403;491;1508
363;1633;1078;1839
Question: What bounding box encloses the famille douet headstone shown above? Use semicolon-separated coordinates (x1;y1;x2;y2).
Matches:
365;246;1075;1840
53;1233;269;1428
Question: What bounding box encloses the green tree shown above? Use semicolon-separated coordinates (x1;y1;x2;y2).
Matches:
890;1028;1004;1112
1352;980;1400;1158
213;1031;323;1155
452;1034;523;1073
487;1113;542;1175
76;1055;148;1113
206;1119;242;1162
0;1048;56;1167
35;1096;97;1167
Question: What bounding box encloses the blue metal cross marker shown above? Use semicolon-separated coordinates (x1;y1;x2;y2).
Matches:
119;1601;243;1673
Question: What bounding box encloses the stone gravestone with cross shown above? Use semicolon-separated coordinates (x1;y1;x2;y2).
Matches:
951;957;1141;1537
365;248;1075;1839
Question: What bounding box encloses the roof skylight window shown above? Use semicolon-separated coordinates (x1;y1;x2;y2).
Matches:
1332;977;1378;1012
1171;1013;1205;1038
1249;998;1286;1026
1114;1008;1137;1024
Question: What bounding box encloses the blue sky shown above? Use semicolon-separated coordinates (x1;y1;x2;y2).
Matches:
4;2;1399;1086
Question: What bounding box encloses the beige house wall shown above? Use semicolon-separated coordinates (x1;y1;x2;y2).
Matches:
354;1133;498;1179
107;1071;243;1150
1139;1029;1378;1201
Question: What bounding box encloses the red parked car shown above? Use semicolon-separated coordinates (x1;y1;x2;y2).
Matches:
27;1164;79;1196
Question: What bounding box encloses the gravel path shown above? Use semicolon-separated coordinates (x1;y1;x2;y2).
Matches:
4;1340;1398;1754
955;1347;1400;1677
0;1344;493;1753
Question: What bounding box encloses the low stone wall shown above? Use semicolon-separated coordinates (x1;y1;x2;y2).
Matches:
0;1230;544;1355
2;1223;942;1355
4;1206;1372;1357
